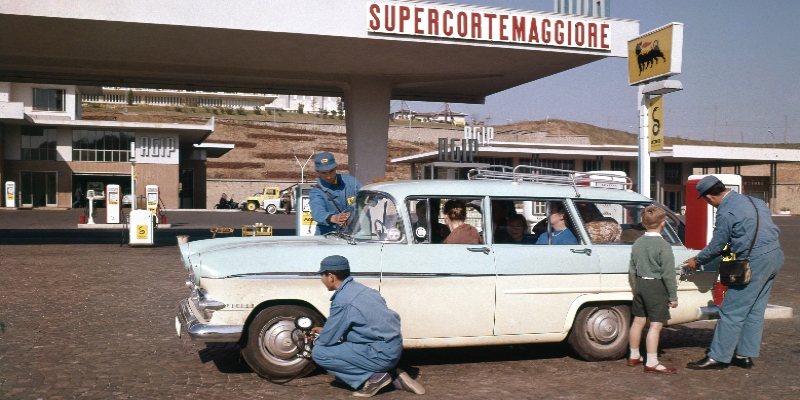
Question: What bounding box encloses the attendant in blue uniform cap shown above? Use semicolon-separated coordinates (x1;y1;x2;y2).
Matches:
685;175;783;370
309;152;362;235
311;255;425;397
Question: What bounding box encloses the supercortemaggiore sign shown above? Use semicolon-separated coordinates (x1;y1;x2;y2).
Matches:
367;1;611;50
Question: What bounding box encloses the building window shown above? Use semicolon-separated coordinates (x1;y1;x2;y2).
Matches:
533;158;574;174
474;157;513;167
583;159;602;171
664;162;683;185
610;161;630;176
21;126;57;160
33;88;65;111
72;128;134;162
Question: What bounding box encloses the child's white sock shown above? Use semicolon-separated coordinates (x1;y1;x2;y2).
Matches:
630;347;641;359
646;353;661;368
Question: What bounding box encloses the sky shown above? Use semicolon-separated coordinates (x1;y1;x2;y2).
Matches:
395;0;800;144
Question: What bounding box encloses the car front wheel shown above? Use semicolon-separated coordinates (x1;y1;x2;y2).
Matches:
246;202;258;211
567;304;630;361
241;305;324;380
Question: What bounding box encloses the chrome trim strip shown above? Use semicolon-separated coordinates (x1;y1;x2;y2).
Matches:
381;273;496;278
228;272;382;279
177;299;242;342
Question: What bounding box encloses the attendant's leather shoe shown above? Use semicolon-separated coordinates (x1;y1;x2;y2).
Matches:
731;356;754;369
686;356;728;370
627;357;643;367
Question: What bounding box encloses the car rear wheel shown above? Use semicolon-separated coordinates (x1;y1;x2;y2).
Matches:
246;201;258;211
241;305;324;380
266;204;277;214
567;304;630;361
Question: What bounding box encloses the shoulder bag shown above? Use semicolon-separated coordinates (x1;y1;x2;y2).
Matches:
718;196;757;286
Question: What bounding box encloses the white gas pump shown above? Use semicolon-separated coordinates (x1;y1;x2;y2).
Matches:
128;209;155;246
86;189;105;225
685;174;742;250
106;184;121;223
146;185;159;214
295;184;316;236
5;181;15;208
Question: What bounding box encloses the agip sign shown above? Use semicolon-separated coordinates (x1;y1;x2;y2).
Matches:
367;2;615;51
628;23;683;85
135;133;178;164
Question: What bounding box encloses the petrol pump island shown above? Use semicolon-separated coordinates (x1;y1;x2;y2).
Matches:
71;182;166;246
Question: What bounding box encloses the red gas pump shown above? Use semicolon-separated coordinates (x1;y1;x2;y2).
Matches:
685;174;743;306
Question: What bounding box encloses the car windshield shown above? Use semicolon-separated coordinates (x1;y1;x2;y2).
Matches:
344;192;405;242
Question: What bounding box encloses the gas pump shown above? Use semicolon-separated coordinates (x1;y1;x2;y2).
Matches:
146;185;159;214
685;174;742;250
685;174;742;306
106;184;121;223
85;189;105;225
128;209;155;246
295;184;316;236
5;181;15;208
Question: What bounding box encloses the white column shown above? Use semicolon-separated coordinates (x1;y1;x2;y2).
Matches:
637;85;651;198
343;78;392;184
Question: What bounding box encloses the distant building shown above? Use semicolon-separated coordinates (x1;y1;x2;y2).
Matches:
390;108;468;126
555;0;610;17
82;87;278;110
1;82;232;209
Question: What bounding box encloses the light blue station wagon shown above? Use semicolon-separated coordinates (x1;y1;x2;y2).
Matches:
176;170;716;380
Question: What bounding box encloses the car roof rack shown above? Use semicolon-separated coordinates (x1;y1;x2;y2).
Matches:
467;165;632;197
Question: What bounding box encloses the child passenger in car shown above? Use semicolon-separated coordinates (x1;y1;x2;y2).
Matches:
627;205;679;374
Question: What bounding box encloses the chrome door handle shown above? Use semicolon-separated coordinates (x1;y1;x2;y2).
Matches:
570;248;592;256
468;247;491;255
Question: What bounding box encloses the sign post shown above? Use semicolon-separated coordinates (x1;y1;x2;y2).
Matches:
628;23;684;198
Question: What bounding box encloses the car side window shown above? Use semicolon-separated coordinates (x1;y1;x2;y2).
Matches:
574;201;681;245
408;197;483;244
489;198;580;245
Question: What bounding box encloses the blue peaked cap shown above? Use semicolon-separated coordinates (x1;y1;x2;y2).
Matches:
314;152;338;171
316;255;350;274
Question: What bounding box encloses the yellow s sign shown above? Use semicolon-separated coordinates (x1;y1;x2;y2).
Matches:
648;96;664;152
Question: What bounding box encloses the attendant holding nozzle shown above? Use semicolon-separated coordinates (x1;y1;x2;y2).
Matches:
685;176;783;370
309;152;362;235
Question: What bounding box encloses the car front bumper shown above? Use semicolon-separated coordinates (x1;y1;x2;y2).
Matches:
176;298;243;342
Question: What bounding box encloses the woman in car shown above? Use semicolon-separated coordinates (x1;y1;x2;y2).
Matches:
536;202;579;245
442;199;482;244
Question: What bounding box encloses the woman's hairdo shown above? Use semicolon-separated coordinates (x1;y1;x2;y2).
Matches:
641;205;666;230
444;199;467;221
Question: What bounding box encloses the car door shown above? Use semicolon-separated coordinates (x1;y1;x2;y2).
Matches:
493;198;600;335
379;197;496;339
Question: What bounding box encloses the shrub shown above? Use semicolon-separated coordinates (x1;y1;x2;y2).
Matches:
278;112;283;117
267;110;272;115
253;107;262;115
191;108;196;113
212;108;219;115
126;89;134;105
236;107;247;115
225;108;234;115
204;107;211;113
174;106;183;113
297;103;304;114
